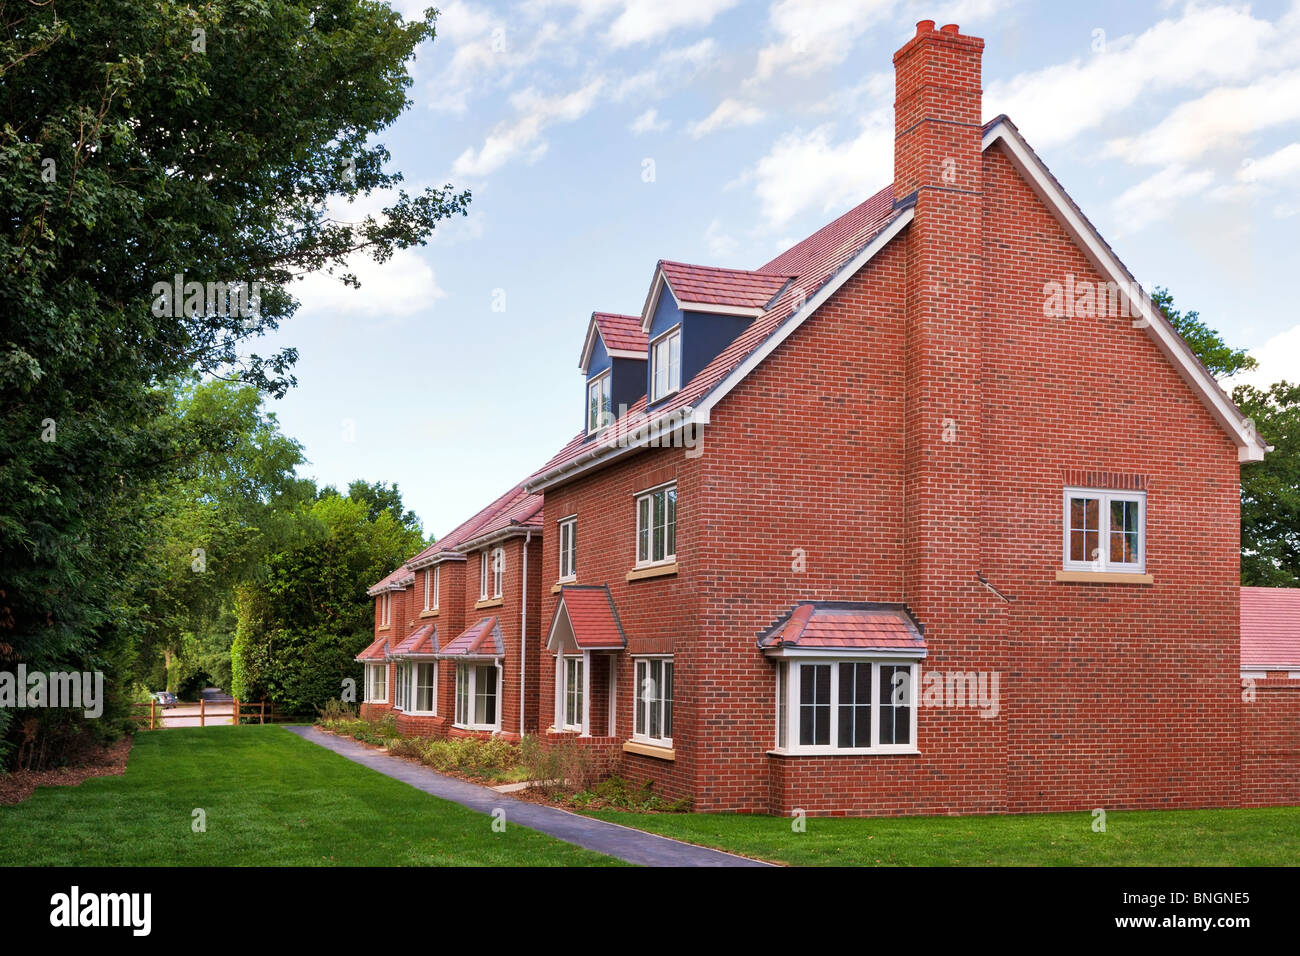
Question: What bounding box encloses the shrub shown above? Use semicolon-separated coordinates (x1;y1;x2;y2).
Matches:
519;735;598;796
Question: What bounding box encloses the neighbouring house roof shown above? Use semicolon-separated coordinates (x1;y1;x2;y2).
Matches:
439;617;505;658
580;312;649;370
1241;586;1300;670
547;585;628;652
391;622;438;658
355;635;389;662
406;482;534;569
366;566;414;597
456;488;543;551
527;115;1269;494
758;602;927;656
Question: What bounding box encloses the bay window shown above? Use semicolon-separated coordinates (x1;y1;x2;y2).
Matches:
773;659;917;754
393;661;411;710
562;656;583;731
455;662;499;731
411;662;437;714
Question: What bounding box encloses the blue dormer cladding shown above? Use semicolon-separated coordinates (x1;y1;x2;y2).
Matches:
646;285;751;408
583;329;647;433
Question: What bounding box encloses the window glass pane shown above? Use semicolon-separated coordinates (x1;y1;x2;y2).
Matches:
665;487;676;558
776;662;788;749
475;665;496;725
652;491;665;562
879;664;913;746
662;662;673;739
648;659;662;737
634;661;646;736
837;662;871;748
1069;497;1100;563
799;663;830;747
668;332;680;391
637;497;650;562
1109;499;1140;564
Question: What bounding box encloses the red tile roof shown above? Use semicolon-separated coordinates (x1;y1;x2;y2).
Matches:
406;483;533;567
594;312;648;354
659;260;793;310
355;635;389;662
392;622;438;658
1241;586;1300;669
548;585;627;651
440;617;505;658
530;184;902;485
459;488;543;547
366;566;414;596
758;602;926;653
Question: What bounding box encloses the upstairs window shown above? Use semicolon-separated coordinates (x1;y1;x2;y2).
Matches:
650;326;681;402
491;547;504;598
479;549;490;600
431;565;439;610
1063;488;1145;572
558;517;577;581
422;567;439;612
380;592;392;627
587;370;612;433
636;483;676;566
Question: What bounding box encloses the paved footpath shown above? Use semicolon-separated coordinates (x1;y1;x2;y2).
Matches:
285;725;770;867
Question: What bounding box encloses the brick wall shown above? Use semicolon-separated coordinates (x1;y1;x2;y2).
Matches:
1241;678;1300;806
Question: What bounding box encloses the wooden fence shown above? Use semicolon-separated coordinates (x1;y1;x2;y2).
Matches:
128;699;305;730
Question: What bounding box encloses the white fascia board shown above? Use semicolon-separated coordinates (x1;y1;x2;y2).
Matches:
578;317;602;372
692;208;915;420
405;551;467;571
982;119;1269;463
676;301;765;318
761;646;927;660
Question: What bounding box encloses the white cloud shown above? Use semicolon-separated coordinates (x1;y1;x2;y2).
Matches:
1111;164;1215;232
985;4;1285;149
1107;69;1300;166
605;0;738;48
295;249;446;320
452;79;605;177
1228;322;1300;389
752;0;895;83
612;38;718;101
749;114;893;228
688;98;765;138
704;219;738;257
1241;142;1300;183
630;108;669;134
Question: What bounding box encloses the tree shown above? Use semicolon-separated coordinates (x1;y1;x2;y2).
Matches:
231;489;423;713
1234;382;1300;586
342;479;424;535
1152;288;1257;378
1;2;467;710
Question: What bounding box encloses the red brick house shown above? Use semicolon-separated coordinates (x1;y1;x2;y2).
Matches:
353;22;1296;815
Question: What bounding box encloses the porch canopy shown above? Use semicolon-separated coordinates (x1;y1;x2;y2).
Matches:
439;616;505;659
392;622;438;659
355;635;388;662
547;585;628;653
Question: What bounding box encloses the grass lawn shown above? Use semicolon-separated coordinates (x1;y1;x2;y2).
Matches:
0;725;618;866
586;806;1300;866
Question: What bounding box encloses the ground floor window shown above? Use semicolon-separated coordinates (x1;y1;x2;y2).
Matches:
411;662;437;714
365;663;387;704
563;656;583;731
633;657;673;746
773;659;917;754
393;661;411;711
455;662;499;730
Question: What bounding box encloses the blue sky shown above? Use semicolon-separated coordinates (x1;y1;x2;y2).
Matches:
260;0;1300;538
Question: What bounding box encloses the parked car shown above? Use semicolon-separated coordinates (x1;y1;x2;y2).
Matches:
151;691;177;709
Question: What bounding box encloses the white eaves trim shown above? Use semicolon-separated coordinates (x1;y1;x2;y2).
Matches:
983;117;1269;464
692;209;916;421
405;550;467;572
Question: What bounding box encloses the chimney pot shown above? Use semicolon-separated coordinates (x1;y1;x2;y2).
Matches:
940;23;960;34
915;19;935;36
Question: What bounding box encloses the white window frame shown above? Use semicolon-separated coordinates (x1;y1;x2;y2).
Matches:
454;662;501;731
479;549;490;600
632;656;673;748
431;565;439;610
365;663;388;704
587;369;613;434
772;658;919;756
562;655;584;732
393;660;411;711
491;546;504;598
635;482;677;568
558;516;577;582
410;661;437;715
649;325;682;402
1062;487;1146;573
379;592;391;627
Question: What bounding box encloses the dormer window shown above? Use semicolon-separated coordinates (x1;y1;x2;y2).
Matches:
587;370;612;433
650;326;681;402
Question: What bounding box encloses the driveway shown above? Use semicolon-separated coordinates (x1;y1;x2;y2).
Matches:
285;725;770;867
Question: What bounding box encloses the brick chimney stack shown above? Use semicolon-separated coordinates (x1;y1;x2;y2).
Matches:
893;20;985;200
